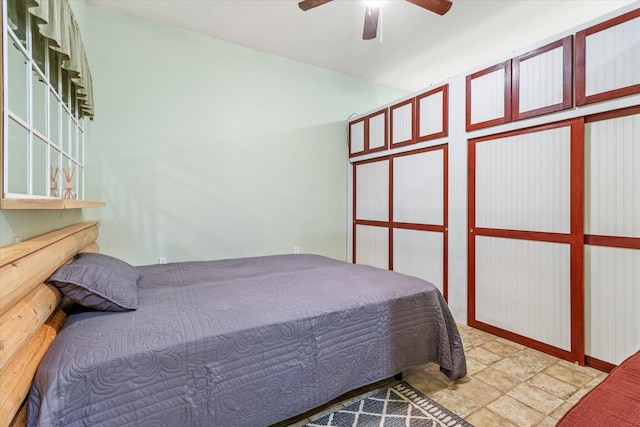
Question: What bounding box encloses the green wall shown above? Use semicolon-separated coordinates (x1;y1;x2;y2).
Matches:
0;209;85;245
1;2;405;256
73;5;406;265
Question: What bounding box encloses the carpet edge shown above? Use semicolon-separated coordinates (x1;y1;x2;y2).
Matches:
393;381;474;427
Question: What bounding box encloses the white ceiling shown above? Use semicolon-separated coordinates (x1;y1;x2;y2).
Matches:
88;0;636;93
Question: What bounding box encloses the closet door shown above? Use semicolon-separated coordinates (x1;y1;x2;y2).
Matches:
349;119;366;157
468;119;584;363
392;147;447;296
512;36;573;120
416;85;448;142
466;61;511;130
353;158;390;269
390;99;415;148
576;9;640;106
368;110;388;153
584;108;640;368
353;146;449;297
349;110;388;158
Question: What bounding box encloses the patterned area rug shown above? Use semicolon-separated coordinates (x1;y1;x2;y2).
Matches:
305;382;473;427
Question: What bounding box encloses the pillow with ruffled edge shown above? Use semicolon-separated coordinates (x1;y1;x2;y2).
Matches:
49;252;139;311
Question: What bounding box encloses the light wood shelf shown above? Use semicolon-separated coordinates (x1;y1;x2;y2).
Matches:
0;198;106;210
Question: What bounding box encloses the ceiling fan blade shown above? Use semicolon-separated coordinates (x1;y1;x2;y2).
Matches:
363;5;380;40
298;0;333;11
406;0;453;15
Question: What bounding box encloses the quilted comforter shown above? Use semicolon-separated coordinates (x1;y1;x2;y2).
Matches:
28;254;466;426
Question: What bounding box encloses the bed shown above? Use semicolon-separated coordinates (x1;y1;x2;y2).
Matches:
0;222;467;427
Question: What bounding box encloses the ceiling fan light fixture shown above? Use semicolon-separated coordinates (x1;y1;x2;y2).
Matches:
298;0;452;40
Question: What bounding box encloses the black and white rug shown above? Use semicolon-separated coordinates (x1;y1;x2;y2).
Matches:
305;382;474;427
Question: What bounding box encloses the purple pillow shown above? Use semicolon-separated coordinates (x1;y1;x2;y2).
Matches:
49;252;139;311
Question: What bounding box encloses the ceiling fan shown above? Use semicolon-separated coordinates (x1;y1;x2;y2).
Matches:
298;0;453;40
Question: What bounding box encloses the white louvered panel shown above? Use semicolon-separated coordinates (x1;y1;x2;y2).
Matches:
476;126;571;233
393;229;443;293
355;160;389;221
585;114;640;237
369;112;386;150
470;68;506;125
392;103;413;144
355;225;389;270
393;150;444;225
418;91;444;138
519;46;564;113
585;245;640;365
585;16;640;96
476;236;571;351
350;120;365;155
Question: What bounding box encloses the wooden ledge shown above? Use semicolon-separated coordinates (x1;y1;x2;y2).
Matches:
0;198;106;210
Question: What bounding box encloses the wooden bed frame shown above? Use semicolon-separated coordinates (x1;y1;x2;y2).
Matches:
0;221;100;427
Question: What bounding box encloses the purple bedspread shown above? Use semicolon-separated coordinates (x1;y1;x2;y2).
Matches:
28;254;466;426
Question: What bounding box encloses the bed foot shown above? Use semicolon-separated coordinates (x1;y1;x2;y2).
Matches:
394;372;403;381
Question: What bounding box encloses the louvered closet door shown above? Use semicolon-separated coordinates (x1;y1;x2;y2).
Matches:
354;159;389;269
584;110;640;367
392;147;447;296
469;119;584;363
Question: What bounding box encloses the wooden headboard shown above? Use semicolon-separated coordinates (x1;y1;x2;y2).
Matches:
0;221;100;427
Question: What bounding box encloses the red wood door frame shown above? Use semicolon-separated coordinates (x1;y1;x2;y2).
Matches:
468;118;585;364
353;144;449;300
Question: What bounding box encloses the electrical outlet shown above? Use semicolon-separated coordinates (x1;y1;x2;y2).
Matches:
293;246;300;254
158;257;168;264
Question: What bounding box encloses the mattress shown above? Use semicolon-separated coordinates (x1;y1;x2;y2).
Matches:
28;254;466;426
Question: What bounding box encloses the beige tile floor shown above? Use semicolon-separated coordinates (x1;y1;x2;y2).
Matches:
403;324;607;427
283;324;608;427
